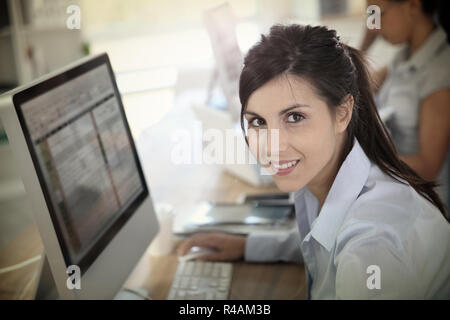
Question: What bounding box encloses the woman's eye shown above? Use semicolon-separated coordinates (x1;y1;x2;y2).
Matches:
249;118;265;127
287;113;304;123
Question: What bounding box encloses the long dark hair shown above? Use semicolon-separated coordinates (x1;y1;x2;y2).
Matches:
239;24;447;217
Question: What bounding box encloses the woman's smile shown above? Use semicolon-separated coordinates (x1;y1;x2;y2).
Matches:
270;159;300;176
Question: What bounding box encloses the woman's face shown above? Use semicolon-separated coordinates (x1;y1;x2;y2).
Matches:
243;74;349;193
368;0;415;45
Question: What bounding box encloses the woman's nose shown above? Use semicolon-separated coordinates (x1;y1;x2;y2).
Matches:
249;128;289;164
266;127;289;155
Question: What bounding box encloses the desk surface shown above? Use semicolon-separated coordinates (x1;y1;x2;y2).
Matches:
0;186;306;300
0;91;306;300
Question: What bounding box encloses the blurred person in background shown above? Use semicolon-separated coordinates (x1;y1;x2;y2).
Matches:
362;0;450;211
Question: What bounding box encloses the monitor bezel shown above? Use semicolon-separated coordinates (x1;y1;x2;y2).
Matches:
12;53;149;275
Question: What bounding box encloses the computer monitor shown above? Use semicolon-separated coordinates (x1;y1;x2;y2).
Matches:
0;53;159;299
203;2;243;122
198;4;273;187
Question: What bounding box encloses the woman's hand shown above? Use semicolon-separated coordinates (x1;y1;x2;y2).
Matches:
177;232;246;262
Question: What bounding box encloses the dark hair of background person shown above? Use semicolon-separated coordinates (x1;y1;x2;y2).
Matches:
391;0;449;43
239;24;447;218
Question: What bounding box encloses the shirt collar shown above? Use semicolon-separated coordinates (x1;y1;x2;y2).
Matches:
294;138;371;251
396;26;447;73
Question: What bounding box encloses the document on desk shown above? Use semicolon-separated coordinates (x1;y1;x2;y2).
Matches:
173;201;295;236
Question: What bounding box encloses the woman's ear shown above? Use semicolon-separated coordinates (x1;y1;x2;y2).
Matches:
335;94;354;134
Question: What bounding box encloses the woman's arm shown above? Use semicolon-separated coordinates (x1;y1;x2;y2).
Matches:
372;66;388;94
359;28;387;93
400;89;450;180
177;228;303;264
359;28;378;52
177;232;246;261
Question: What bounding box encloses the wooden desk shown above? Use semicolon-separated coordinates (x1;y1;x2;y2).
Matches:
0;90;306;300
0;223;43;299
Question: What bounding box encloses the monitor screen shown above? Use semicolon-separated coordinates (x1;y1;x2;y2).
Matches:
12;54;148;273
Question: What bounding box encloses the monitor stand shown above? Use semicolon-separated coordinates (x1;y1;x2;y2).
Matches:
34;252;152;300
34;253;59;299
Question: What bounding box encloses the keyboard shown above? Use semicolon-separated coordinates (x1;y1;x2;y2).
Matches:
167;261;233;300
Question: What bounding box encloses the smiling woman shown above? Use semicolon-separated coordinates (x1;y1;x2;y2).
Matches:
239;24;446;215
178;24;450;300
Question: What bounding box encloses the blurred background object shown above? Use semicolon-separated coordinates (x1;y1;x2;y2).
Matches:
0;0;84;92
0;0;400;134
0;0;402;274
0;0;85;254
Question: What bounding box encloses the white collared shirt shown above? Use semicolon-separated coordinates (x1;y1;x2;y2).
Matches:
245;139;450;299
